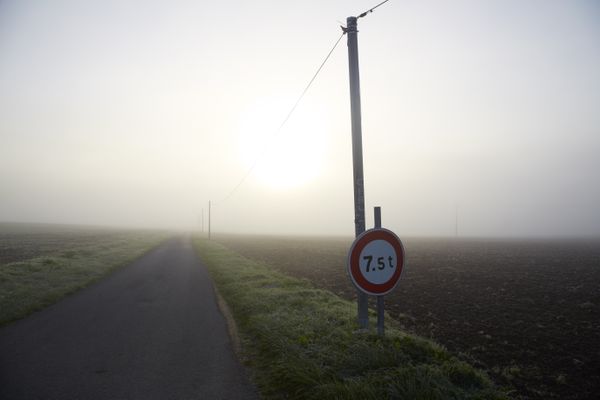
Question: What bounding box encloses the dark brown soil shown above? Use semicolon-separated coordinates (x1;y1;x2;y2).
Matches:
214;234;600;400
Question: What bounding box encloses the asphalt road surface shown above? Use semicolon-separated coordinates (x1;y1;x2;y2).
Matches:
0;236;258;400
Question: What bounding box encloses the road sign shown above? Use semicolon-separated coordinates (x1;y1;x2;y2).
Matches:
347;228;405;296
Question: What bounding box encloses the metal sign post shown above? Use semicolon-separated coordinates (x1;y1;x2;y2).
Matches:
374;207;385;336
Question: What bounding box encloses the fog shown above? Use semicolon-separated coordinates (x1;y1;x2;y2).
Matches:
1;0;599;237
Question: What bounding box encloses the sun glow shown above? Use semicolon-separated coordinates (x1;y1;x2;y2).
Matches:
237;96;329;190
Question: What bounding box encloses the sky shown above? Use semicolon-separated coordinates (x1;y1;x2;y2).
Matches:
1;0;599;237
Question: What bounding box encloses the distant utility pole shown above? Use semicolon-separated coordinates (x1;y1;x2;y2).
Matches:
208;201;211;240
202;208;204;234
346;15;369;329
455;205;459;238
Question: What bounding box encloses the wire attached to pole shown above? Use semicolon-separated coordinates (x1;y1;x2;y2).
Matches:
358;0;391;19
213;32;346;205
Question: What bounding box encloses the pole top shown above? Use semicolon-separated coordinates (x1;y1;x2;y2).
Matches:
346;16;358;32
374;206;382;228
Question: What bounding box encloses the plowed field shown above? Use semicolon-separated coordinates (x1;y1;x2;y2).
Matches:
214;235;600;400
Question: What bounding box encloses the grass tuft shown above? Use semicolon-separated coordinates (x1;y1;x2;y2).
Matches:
194;238;509;400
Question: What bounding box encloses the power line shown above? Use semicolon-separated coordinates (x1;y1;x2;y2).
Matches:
213;32;346;205
211;2;392;206
358;0;391;19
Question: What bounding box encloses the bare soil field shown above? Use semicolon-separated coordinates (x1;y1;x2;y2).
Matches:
214;234;600;400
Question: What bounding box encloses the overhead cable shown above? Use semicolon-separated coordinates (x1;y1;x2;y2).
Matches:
358;0;391;19
213;32;346;205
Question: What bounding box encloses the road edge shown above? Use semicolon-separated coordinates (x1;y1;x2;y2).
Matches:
212;284;243;358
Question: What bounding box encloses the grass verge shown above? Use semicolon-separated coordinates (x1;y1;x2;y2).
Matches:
194;238;509;400
0;229;168;326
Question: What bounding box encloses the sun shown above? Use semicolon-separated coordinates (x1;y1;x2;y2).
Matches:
237;96;329;190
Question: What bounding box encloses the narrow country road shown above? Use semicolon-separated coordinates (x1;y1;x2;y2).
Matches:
0;236;257;400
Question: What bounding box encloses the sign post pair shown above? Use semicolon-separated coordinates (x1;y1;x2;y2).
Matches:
347;207;405;335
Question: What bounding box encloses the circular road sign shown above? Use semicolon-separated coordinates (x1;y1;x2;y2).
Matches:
347;228;405;296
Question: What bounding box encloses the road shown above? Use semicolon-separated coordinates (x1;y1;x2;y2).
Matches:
0;236;258;400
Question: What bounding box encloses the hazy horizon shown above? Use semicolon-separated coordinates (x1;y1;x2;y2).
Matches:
2;0;599;237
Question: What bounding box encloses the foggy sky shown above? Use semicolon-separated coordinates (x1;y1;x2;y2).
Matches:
1;0;599;237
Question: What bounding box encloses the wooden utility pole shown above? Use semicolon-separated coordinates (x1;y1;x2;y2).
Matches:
346;15;369;329
208;201;211;240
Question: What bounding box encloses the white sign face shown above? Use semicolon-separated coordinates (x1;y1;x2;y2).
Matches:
359;239;397;285
347;228;405;296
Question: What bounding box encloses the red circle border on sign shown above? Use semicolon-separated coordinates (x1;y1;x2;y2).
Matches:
347;228;405;296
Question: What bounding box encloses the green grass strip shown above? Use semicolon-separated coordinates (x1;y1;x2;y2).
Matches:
0;231;168;326
194;238;509;400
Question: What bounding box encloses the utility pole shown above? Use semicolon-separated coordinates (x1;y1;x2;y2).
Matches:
455;205;459;238
208;201;211;240
346;15;369;329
